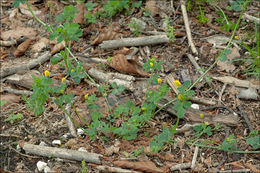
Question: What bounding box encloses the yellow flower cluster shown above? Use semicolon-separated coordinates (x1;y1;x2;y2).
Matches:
71;69;74;73
157;78;162;84
61;77;66;83
150;62;154;67
84;94;88;99
44;70;50;77
174;80;181;87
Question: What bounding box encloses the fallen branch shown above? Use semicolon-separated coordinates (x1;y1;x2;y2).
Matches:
99;35;169;49
243;13;260;24
88;68;135;91
20;143;103;164
96;165;142;173
180;0;198;55
212;76;259;89
1;86;33;96
170;162;191;171
0;51;51;78
191;146;199;169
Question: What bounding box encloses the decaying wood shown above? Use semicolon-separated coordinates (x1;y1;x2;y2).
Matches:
159;96;239;126
20;143;103;164
1;86;33;96
212;76;259;89
180;0;198;55
96;165;142;173
0;51;51;78
88;68;135;91
99;35;169;49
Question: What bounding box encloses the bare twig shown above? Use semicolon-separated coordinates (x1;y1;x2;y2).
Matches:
243;13;260;24
170;162;191;171
99;35;169;49
238;106;254;132
180;0;198;55
191;146;199;169
218;83;227;105
64;97;77;137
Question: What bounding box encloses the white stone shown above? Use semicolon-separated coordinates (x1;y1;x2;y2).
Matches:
37;161;47;172
44;166;51;173
78;147;87;152
191;104;200;110
39;141;47;146
52;140;61;145
77;128;84;136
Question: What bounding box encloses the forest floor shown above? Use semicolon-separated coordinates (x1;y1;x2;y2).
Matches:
0;0;259;173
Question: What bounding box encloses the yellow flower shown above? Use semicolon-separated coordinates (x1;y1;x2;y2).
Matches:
149;91;153;95
227;137;231;142
60;89;64;94
174;80;181;87
158;78;162;84
150;62;154;67
84;94;88;99
44;70;50;77
200;113;204;119
234;35;239;40
61;77;66;83
141;107;146;111
178;94;184;101
71;69;74;73
204;122;209;126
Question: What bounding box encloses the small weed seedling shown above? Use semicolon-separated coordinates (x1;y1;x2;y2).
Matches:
129;18;142;36
4;113;23;124
164;16;175;43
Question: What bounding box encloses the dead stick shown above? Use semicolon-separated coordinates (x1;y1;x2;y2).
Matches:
64;97;77;137
20;143;103;164
180;0;198;55
0;51;51;78
99;35;169;49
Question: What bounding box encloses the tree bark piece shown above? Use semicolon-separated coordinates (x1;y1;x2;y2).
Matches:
180;0;198;55
0;51;51;78
20;143;103;164
88;68;135;91
99;35;169;49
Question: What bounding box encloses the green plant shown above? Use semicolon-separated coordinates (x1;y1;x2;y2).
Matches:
129;18;142;36
235;28;260;78
193;122;212;138
216;9;236;32
246;130;260;149
132;146;144;157
4;113;23;124
81;160;87;173
220;134;238;153
0;100;7;107
164;16;175;43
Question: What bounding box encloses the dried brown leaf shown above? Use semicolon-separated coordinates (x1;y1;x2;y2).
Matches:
74;2;85;24
113;160;164;173
51;41;65;55
108;54;148;76
0;27;37;41
91;30;120;45
145;0;158;17
0;94;20;106
14;39;32;57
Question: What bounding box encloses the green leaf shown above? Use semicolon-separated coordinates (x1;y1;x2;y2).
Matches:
13;0;25;7
132;1;142;8
230;1;242;11
0;100;7;106
247;136;260;149
183;101;192;109
85;2;96;11
51;54;62;64
56;14;65;23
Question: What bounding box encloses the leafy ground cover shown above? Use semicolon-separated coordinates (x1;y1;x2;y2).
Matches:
0;0;259;172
